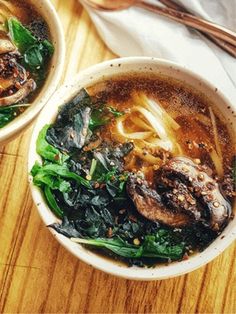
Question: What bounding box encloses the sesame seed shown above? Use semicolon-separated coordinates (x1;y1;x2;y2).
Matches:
198;174;204;181
177;194;185;202
133;238;140;246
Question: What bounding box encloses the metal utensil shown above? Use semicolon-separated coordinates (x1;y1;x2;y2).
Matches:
83;0;236;57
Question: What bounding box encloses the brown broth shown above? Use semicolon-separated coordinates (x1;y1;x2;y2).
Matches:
87;73;235;178
0;0;53;127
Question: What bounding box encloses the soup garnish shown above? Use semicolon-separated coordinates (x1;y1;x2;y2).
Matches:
31;75;235;266
0;0;54;128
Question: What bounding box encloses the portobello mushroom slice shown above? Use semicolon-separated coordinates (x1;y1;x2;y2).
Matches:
127;157;231;231
127;175;192;227
158;157;232;231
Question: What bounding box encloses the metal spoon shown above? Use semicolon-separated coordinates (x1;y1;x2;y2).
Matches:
83;0;236;48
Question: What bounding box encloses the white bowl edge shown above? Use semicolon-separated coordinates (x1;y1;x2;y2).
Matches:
28;57;236;281
0;0;65;144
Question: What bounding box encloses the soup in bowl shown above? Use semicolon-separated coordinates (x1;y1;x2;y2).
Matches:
0;0;65;144
28;57;235;280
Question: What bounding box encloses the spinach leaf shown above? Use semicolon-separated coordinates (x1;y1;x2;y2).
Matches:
31;162;71;192
36;125;69;164
31;162;91;189
0;104;30;128
44;186;63;218
89;108;109;131
24;40;54;71
89;106;123;131
0;106;18;128
107;106;124;117
72;232;185;260
141;235;184;260
7;18;54;73
46;89;92;153
73;237;141;258
8;17;36;52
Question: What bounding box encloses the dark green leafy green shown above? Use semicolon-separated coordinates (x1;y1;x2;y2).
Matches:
107;106;124;117
46;89;92;153
8;17;36;52
7;17;54;75
0;104;29;128
24;41;53;70
31;88;218;266
93;142;134;173
89;108;109;131
44;185;64;218
0;106;18;128
72;231;185;260
31;162;90;189
36;125;69;164
89;105;124;131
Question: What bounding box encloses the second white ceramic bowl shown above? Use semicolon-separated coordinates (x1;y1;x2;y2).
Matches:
0;0;65;145
28;57;236;280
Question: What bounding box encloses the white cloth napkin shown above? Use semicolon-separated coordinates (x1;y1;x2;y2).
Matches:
81;0;236;103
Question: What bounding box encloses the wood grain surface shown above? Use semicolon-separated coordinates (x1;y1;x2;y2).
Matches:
0;1;235;313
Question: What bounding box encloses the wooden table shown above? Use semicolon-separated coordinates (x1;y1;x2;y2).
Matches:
0;1;235;313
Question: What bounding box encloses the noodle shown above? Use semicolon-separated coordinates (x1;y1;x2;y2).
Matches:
209;107;223;177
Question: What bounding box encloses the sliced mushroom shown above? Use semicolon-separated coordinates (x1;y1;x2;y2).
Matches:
0;38;15;54
159;157;232;231
127;157;231;231
127;175;191;227
0;78;36;106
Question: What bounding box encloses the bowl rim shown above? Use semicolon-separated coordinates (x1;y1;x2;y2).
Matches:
0;0;65;143
28;56;236;281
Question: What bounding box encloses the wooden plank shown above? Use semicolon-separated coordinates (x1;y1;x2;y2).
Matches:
0;1;235;313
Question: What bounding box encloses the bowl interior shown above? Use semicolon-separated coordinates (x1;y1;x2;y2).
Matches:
0;0;65;144
28;57;236;280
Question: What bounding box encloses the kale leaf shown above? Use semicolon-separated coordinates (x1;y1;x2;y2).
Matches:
46;89;92;153
93;142;134;173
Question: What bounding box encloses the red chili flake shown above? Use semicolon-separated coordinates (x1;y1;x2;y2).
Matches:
107;227;113;238
129;215;137;222
54;154;60;161
182;253;189;260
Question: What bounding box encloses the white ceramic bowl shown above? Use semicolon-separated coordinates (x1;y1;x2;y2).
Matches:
28;57;236;280
0;0;65;145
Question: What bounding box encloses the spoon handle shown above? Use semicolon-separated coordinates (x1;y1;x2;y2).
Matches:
157;0;236;58
137;1;236;47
